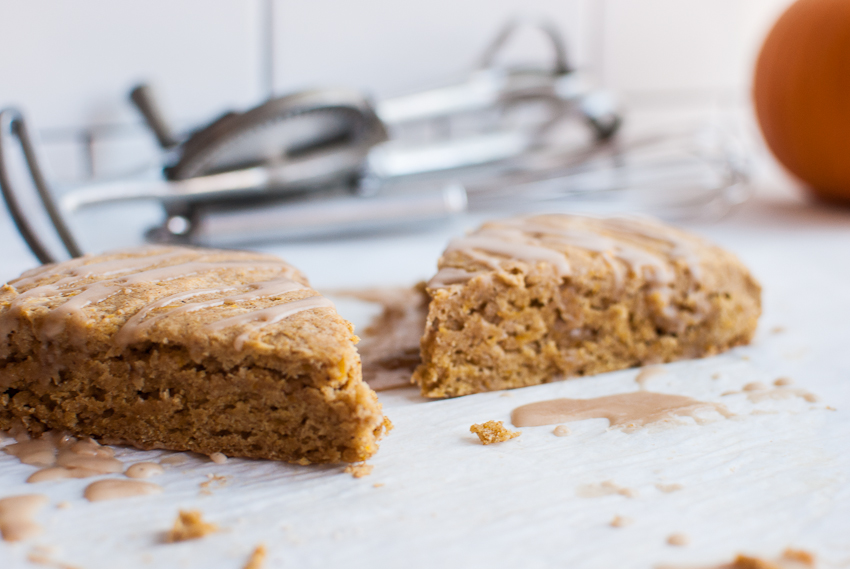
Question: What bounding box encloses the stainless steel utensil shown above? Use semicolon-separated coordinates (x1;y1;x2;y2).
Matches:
1;19;747;263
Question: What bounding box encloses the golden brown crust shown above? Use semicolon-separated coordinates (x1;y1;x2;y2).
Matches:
414;215;762;398
0;246;387;463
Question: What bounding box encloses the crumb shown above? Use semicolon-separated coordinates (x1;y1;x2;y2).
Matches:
470;421;520;445
711;373;721;380
774;377;793;387
730;554;783;569
26;552;79;569
372;483;384;488
199;474;229;495
165;510;218;543
208;452;227;464
552;425;570;437
667;533;689;546
29;545;57;556
344;462;374;478
243;544;267;569
26;545;80;569
691;549;816;569
382;416;394;434
782;549;815;566
499;393;513;398
826;406;836;411
56;502;71;510
656;483;684;493
771;326;785;334
576;480;638;499
610;515;632;528
26;552;51;564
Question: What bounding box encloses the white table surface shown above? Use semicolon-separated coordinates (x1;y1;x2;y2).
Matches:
1;183;850;569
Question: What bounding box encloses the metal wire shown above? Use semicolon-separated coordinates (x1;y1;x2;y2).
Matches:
0;108;83;264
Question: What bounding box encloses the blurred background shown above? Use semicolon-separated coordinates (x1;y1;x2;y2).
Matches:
0;0;798;188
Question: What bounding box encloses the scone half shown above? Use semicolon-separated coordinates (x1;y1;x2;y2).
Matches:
0;246;388;463
413;214;761;398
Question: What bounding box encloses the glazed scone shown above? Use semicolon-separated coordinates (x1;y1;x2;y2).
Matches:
413;214;761;398
0;246;388;463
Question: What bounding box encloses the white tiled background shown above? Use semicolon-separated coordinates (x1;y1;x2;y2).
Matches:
0;0;795;185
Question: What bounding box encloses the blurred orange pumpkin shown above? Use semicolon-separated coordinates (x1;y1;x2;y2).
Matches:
753;0;850;205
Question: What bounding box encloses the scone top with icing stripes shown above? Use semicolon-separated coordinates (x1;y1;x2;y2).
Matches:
427;214;723;334
430;214;704;288
0;246;334;363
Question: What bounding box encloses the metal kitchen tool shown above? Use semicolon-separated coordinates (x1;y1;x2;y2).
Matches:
0;19;746;263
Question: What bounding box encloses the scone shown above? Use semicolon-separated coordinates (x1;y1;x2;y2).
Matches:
413;214;761;398
0;246;388;463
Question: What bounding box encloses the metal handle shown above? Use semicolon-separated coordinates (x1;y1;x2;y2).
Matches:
186;184;468;246
130;83;179;149
477;19;572;75
0;108;83;264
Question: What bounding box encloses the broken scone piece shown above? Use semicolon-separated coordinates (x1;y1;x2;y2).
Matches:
165;510;218;542
470;421;520;445
415;214;761;397
0;246;387;463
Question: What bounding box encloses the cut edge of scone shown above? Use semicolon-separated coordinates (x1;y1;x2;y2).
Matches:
0;246;389;464
413;214;762;398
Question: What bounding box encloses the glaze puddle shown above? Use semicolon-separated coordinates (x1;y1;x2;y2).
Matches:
511;391;731;431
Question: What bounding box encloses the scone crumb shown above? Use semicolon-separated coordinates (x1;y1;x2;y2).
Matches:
610;515;633;528
26;552;78;569
715;549;816;569
730;555;782;569
243;544;267;569
372;483;384;488
56;501;71;510
470;421;520;445
344;462;374;478
208;452;227;464
667;532;689;546
782;549;815;566
165;510;218;543
26;545;76;569
199;474;229;495
381;416;394;434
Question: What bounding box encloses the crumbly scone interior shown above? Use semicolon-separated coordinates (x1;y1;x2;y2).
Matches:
414;215;762;398
0;247;386;463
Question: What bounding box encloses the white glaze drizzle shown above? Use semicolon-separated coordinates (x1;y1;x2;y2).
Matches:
430;214;703;290
114;276;307;348
205;295;335;350
445;229;572;276
1;247;331;352
427;267;487;289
